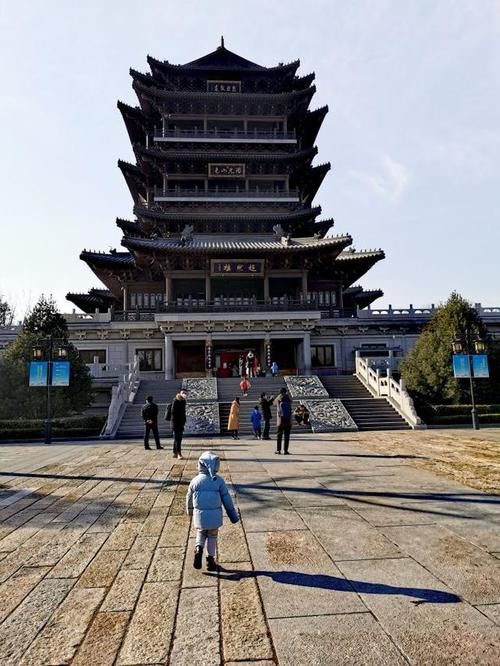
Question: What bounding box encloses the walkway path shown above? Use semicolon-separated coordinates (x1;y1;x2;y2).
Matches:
0;432;499;664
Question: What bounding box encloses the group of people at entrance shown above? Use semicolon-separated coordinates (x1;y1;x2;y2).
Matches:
227;386;308;454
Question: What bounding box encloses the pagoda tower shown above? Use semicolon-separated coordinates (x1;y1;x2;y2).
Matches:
67;41;384;377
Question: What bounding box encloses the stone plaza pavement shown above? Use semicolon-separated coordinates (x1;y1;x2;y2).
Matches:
0;432;499;665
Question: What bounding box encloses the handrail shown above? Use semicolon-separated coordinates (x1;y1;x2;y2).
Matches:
354;353;425;429
100;355;141;438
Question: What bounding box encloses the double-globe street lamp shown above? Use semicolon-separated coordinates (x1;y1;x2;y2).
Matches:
451;332;487;431
32;336;69;443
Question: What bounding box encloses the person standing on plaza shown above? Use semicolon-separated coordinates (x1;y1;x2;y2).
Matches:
250;405;262;439
270;360;279;377
227;396;240;439
170;389;188;459
142;396;163;450
259;391;275;440
186;451;239;571
275;387;292;454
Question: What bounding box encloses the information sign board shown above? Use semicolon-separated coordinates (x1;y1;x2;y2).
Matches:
29;361;49;387
452;355;470;378
472;354;489;378
52;361;70;386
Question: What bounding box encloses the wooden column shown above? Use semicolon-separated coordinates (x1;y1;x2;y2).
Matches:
165;275;172;304
302;272;308;300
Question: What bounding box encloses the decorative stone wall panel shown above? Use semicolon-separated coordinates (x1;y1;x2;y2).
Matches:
182;378;218;400
284;375;329;398
185;402;220;435
305;399;358;432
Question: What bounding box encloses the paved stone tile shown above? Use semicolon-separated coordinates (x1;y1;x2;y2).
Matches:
169;587;220;666
218;520;249;563
47;532;108;578
147;546;184;582
246;530;365;618
337;557;500;664
0;566;51;623
158;514;191;547
78;547;128;587
476;603;500;625
72;611;130;666
225;662;275;666
242;507;306;532
117;582;177;665
101;568;147;611
182;537;218;588
18;586;106;665
299;506;401;560
351;503;437;526
438;517;500;553
123;492;158;522
0;577;74;664
122;535;158;570
220;561;274;662
382;524;500;604
140;506;170;536
269;612;407;665
102;521;141;550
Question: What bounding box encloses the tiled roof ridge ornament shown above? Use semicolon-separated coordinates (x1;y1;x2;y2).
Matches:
181;224;194;244
272;223;284;238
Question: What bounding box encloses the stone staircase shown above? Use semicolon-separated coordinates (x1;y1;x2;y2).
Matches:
115;379;181;439
320;376;410;431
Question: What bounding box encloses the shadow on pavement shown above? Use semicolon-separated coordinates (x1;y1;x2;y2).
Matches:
214;566;461;604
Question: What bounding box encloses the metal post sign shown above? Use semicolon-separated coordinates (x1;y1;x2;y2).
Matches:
29;361;49;386
52;361;71;386
452;354;489;378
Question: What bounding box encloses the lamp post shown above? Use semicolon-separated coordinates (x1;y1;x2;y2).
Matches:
32;336;69;444
452;332;486;431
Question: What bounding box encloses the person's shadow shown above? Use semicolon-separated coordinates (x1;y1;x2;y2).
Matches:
211;566;461;605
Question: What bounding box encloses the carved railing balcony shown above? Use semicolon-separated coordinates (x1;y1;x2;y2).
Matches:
153;128;296;142
152;186;299;201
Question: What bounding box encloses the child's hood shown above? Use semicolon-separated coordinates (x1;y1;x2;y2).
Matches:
197;451;220;479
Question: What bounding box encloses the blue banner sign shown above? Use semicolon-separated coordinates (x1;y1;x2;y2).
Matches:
29;361;49;386
472;354;489;378
452;355;470;378
52;361;70;386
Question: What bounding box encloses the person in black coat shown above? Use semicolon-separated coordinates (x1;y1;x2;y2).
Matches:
170;389;188;459
259;391;275;440
141;396;163;450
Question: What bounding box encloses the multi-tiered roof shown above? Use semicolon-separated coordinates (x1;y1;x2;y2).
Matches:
67;41;384;313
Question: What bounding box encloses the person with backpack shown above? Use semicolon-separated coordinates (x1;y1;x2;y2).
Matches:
142;396;163;450
165;389;188;459
275;387;292;455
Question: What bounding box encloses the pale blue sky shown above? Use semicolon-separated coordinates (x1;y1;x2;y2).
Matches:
1;0;499;318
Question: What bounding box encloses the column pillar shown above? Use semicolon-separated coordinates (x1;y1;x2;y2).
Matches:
122;284;128;314
205;275;211;303
164;334;174;380
205;335;213;377
303;332;312;375
264;275;270;302
264;335;272;370
301;272;308;301
165;274;172;305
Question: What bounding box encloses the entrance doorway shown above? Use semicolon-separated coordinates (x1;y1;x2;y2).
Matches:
214;341;262;378
175;342;205;378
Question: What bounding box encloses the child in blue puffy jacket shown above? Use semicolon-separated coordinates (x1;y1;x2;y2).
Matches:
250;405;262;439
186;451;239;571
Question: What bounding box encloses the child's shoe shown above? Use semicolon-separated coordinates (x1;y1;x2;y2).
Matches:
206;556;217;572
193;545;203;569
